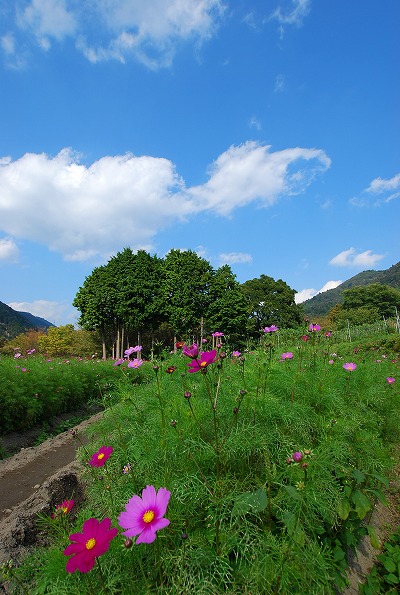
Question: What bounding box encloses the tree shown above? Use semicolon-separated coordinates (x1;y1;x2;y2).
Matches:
205;265;248;346
162;249;213;341
342;284;400;319
240;275;303;335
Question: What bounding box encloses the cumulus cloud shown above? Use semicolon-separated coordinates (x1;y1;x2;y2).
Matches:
0;237;19;263
350;172;400;206
0;143;330;261
219;252;253;265
329;248;384;268
295;279;342;304
4;0;224;68
7;300;77;326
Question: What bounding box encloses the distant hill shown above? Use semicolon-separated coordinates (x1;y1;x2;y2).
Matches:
302;261;400;317
0;301;54;342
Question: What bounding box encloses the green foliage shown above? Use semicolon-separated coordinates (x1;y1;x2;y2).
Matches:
343;284;400;319
360;527;400;594
7;327;400;594
241;274;303;334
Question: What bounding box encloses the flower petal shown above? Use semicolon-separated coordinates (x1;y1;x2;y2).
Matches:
155;488;171;517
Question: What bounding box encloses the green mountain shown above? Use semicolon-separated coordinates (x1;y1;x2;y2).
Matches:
302;261;400;317
0;301;54;342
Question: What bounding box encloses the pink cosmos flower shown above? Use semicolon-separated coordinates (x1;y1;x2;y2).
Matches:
113;358;124;366
325;332;332;338
182;343;199;358
124;346;135;357
64;517;118;573
328;360;334;365
128;359;143;369
89;446;113;468
187;350;218;373
281;352;293;360
343;362;357;372
118;485;171;545
53;499;74;518
308;323;321;332
263;325;278;333
212;332;224;337
386;377;395;384
232;351;241;357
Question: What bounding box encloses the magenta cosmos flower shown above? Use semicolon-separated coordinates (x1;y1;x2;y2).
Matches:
187;350;218;373
343;362;357;372
118;485;171;545
212;331;224;337
281;352;293;360
263;325;278;333
308;323;321;332
64;517;118;573
386;377;395;384
182;343;199;358
89;446;113;468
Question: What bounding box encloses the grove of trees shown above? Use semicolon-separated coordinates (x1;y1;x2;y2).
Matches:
73;248;303;357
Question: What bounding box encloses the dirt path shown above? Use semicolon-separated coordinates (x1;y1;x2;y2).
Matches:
0;412;102;521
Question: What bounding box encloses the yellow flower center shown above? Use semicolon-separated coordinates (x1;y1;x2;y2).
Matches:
143;510;155;524
85;538;96;550
200;361;207;367
61;507;68;514
97;453;105;460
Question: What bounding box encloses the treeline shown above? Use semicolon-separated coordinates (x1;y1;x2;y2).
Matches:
72;248;303;358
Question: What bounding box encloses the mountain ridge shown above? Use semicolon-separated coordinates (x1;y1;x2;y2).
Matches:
0;301;54;342
302;261;400;317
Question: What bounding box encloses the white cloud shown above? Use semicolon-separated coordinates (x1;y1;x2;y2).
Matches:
7;300;77;326
0;143;330;261
18;0;78;46
329;248;384;268
0;237;19;262
7;0;224;68
219;252;253;265
188;141;330;216
270;0;311;27
295;279;342;304
249;116;262;130
350;172;400;206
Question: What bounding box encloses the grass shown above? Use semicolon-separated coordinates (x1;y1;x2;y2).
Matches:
1;328;399;594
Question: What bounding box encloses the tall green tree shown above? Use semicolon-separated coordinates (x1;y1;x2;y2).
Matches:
241;274;302;335
73;265;116;359
162;249;213;340
342;284;400;319
205;265;248;346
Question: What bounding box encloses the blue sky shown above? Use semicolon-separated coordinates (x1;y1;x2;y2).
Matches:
0;0;399;326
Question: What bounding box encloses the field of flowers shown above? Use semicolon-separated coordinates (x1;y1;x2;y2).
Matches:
1;326;399;594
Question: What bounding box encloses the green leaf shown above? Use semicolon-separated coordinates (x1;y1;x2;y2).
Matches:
366;525;380;549
282;511;305;546
337;498;351;520
283;485;301;501
384;573;399;585
353;469;366;484
383;558;396;573
371;472;389;488
232;488;267;516
369;488;388;507
351;489;371;520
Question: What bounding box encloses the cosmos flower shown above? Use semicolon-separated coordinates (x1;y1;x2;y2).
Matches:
308;323;321;332
64;517;118;573
343;362;357;372
166;365;177;374
232;350;241;357
263;325;278;333
281;352;294;360
89;446;113;468
182;344;199;358
212;331;224;337
128;359;143;369
53;499;74;518
386;377;395;384
187;350;218;373
118;485;171;545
